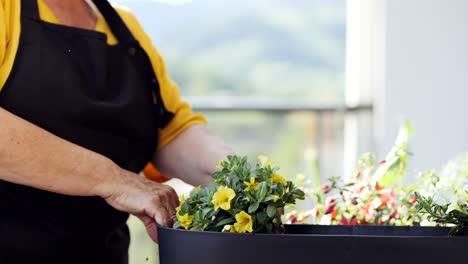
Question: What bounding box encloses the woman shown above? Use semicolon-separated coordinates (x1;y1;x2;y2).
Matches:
0;0;233;262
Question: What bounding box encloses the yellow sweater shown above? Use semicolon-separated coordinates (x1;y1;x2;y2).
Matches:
0;0;207;152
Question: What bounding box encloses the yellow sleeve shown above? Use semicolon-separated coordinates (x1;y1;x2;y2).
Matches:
115;8;208;150
0;2;5;71
0;0;21;91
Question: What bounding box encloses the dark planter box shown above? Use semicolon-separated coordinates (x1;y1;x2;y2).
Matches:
158;225;467;264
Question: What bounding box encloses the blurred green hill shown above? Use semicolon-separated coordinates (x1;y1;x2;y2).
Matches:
117;0;346;103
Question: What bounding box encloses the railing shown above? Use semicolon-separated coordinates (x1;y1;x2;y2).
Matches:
188;97;373;113
186;96;374;181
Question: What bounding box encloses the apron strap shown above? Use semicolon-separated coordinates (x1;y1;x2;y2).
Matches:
21;0;40;20
92;0;174;128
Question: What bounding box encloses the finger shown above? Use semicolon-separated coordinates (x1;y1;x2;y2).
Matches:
166;202;177;219
162;187;178;219
168;213;178;226
138;215;159;242
165;186;180;210
154;206;171;227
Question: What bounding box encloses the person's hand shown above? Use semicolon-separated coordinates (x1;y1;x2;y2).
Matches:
99;169;179;242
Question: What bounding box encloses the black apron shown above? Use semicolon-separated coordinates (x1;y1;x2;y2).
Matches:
0;0;173;263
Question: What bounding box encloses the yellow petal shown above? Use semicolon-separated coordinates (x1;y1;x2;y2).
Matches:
212;186;236;211
178;214;193;230
258;155;274;167
272;195;280;203
179;195;186;203
271;173;287;186
176;205;181;214
216;160;224;170
234;211;253;233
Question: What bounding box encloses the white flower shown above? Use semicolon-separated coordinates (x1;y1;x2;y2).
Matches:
222;225;234;232
319;214;332;225
447;202;460;213
432;185;457;206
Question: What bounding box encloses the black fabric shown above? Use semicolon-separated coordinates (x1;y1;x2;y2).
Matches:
0;0;172;262
92;0;175;128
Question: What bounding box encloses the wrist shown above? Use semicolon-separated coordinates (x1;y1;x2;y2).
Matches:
91;156;125;199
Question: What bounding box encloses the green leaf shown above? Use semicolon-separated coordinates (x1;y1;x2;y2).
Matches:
215;217;235;227
211;171;224;180
375;122;413;186
256;212;268;225
257;182;268;201
293;188;305;197
202;208;213;218
200;197;211;204
248;202;260;213
267;205;277;218
173;221;181;229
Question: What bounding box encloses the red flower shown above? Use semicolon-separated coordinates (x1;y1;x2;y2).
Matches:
325;205;335;215
286;212;297;222
325;205;338;220
379;194;391;208
389;210;398;220
358;203;371;219
349;217;358;225
375;183;385;191
341;216;349;225
321;184;331;194
331;207;338;220
410;196;417;204
355;171;362;179
356;185;366;194
379;160;387;165
326;197;336;206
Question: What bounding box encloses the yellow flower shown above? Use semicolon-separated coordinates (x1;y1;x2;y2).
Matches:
258;155;274;168
271;195;280;203
244;177;260;191
216;160;224;170
178;213;193;230
234;211;253;233
212;186;236;211
179;195;186;204
271;173;287;186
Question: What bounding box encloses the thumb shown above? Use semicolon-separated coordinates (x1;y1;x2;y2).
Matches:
138;215;159;243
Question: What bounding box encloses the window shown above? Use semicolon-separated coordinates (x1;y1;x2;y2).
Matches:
116;0;347;177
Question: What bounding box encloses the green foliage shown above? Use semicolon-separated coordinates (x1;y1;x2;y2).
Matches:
174;155;305;233
414;159;468;235
415;192;468;235
374;121;413;187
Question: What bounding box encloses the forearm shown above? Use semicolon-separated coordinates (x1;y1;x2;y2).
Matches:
0;107;119;197
153;124;235;187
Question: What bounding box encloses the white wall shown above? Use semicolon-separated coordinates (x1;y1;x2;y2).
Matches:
375;0;468;172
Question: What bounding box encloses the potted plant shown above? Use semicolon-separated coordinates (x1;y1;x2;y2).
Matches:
157;124;468;264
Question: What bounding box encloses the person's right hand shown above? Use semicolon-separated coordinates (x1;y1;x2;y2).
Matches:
98;169;179;242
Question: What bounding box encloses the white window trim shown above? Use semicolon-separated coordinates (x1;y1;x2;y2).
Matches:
344;0;386;177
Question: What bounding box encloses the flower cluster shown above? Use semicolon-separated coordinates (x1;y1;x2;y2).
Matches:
287;154;421;226
415;160;468;235
287;123;423;226
174;155;305;233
